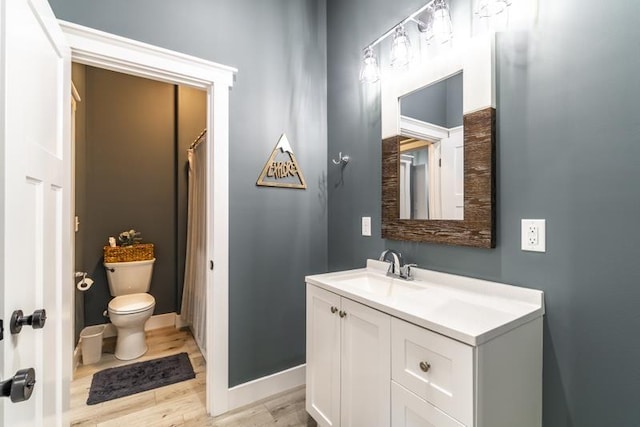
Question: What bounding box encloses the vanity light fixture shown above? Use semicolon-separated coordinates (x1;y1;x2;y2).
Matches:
359;0;455;84
359;46;380;83
475;0;512;18
431;0;453;43
390;25;412;69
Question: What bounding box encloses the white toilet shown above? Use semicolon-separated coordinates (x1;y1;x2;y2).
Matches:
103;258;156;360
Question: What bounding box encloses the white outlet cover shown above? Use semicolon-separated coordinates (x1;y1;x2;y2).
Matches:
362;216;372;237
521;219;546;252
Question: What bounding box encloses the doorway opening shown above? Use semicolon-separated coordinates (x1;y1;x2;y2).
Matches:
71;64;207;351
70;64;209;422
61;19;235;418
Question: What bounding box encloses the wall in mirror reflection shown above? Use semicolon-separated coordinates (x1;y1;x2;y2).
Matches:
399;72;463;220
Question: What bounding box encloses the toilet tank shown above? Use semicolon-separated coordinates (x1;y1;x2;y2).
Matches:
103;258;155;296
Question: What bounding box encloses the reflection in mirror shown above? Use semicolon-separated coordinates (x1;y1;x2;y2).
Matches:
399;72;463;220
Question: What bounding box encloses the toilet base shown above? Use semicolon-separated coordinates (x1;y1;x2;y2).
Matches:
108;301;155;361
114;326;148;360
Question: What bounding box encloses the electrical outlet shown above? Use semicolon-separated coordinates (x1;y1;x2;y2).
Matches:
527;224;538;246
521;219;546;252
362;217;371;237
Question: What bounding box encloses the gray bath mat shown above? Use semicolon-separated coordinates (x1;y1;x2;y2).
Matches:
87;352;195;405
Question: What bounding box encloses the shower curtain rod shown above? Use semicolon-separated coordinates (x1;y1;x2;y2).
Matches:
189;128;207;150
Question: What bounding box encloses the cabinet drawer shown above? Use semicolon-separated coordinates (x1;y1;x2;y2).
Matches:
392;381;464;427
391;318;473;426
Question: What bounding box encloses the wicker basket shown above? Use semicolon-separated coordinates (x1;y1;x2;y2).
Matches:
103;243;154;263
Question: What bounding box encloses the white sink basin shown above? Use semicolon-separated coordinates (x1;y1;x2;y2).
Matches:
328;271;424;298
305;260;545;346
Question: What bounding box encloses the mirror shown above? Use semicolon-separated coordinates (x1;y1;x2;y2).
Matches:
380;34;496;248
399;72;463;220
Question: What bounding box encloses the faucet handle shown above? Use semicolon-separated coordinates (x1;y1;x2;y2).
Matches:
400;264;418;280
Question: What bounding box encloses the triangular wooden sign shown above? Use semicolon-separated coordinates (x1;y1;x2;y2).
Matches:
256;134;307;189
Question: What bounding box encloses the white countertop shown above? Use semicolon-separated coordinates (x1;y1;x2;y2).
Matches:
305;260;545;346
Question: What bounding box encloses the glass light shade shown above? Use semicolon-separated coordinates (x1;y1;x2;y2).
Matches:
359;47;380;84
390;25;412;69
416;10;434;43
432;0;453;44
476;0;511;18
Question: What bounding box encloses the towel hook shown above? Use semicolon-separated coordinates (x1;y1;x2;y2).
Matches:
332;152;350;165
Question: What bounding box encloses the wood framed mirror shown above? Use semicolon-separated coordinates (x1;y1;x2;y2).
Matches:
381;34;496;248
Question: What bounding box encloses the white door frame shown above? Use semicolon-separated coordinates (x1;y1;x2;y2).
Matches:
59;21;236;416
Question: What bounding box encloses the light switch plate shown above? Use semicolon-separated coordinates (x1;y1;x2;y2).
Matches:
521;219;546;252
362;217;371;236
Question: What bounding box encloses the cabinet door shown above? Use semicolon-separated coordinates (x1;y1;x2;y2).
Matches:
306;284;342;427
340;298;391;427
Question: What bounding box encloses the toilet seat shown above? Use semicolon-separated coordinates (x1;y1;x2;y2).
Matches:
109;293;155;315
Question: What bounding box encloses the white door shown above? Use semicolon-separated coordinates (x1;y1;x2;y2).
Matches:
1;0;72;426
399;159;412;219
440;127;464;220
306;284;341;427
340;298;390;427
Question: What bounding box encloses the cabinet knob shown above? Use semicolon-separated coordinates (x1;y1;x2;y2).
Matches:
339;311;347;318
419;361;431;373
331;306;338;314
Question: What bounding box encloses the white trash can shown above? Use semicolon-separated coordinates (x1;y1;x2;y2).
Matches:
80;325;106;365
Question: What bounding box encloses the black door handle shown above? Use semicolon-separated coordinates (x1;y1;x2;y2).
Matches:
10;309;46;334
1;368;36;403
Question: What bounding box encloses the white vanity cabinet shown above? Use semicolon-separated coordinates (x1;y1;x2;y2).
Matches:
391;318;473;426
306;261;545;427
306;284;391;427
389;316;543;427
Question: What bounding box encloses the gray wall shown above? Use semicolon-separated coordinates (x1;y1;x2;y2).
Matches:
445;73;463;128
327;0;640;426
49;0;328;387
401;72;462;128
79;66;177;326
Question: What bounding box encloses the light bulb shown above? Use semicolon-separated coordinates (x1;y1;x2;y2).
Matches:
390;25;412;69
359;47;380;84
432;0;453;44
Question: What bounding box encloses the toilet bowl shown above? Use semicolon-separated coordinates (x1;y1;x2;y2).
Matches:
108;293;155;360
104;258;156;361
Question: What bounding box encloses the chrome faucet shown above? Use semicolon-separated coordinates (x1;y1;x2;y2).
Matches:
379;250;417;280
380;249;402;276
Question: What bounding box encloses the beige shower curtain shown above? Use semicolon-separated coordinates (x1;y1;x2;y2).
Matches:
181;138;207;357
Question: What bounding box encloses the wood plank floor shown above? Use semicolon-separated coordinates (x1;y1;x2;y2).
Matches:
71;326;316;427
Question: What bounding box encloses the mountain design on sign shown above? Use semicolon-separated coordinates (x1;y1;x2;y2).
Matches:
256;133;307;189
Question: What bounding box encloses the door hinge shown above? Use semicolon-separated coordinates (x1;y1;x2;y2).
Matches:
439;158;442;167
0;319;4;341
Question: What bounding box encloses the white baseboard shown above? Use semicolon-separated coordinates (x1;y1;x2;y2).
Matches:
175;314;190;329
146;312;177;331
228;364;306;411
102;324;117;338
